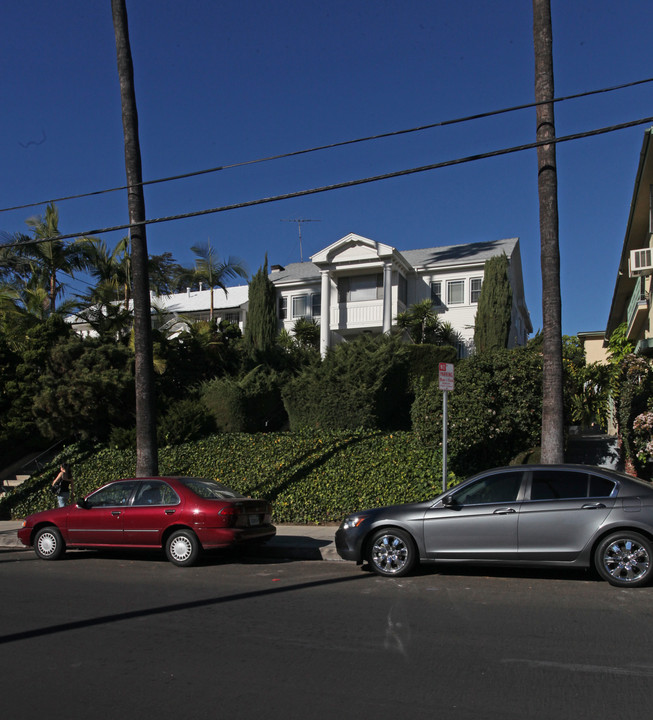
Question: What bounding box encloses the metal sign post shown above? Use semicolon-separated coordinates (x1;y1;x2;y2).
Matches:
438;363;454;493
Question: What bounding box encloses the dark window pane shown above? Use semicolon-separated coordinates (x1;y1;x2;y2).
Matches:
87;482;137;507
454;473;522;505
589;475;616;498
531;471;588;500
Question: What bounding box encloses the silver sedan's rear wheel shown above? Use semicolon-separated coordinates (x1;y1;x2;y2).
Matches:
165;529;200;567
595;532;653;587
368;528;416;577
34;526;65;561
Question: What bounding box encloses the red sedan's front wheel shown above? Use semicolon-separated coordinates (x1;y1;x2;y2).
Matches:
34;526;66;561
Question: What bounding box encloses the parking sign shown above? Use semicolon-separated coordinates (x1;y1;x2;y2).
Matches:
438;362;454;391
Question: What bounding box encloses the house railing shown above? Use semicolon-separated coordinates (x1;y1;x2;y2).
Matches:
627;275;649;338
331;300;384;329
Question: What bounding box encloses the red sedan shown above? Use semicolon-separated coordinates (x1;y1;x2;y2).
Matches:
18;476;275;566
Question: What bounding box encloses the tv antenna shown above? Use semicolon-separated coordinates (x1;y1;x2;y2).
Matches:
281;218;321;262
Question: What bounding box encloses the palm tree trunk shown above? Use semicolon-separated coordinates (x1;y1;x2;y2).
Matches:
533;0;564;463
49;256;57;313
111;0;158;476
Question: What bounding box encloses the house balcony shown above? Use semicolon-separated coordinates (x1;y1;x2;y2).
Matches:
626;275;649;340
331;300;383;330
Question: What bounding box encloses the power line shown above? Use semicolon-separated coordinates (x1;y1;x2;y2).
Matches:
2;76;653;215
3;113;652;251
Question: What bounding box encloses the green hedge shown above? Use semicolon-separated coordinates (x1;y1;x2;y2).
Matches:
2;431;450;524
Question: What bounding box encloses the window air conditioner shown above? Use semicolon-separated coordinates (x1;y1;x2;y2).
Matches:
629;248;653;277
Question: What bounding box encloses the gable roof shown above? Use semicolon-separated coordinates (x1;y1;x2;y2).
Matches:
269;236;519;284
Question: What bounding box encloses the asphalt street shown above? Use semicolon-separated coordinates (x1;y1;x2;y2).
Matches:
2;545;652;720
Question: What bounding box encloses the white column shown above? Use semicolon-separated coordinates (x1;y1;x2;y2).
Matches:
320;270;331;358
382;262;393;333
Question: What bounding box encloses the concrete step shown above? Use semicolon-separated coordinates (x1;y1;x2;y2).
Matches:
1;476;30;493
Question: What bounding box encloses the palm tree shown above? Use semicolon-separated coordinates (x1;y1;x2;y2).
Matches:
190;240;248;320
292;317;320;350
0;282;78;351
396;299;442;344
434;320;462;349
0;235;32;287
84;236;131;307
21;202;93;313
533;0;564;463
148;251;184;296
112;0;158;476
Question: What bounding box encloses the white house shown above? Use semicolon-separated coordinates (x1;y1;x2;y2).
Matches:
69;233;531;355
68;284;250;338
271;233;531;356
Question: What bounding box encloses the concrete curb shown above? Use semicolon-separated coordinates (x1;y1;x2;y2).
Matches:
0;521;342;562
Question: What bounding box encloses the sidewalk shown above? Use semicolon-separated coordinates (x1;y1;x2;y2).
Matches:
0;520;343;562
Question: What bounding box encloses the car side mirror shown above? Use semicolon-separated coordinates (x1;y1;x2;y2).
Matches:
442;494;457;507
76;498;89;510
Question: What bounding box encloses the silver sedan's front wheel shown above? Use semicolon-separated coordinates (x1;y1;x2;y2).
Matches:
595;532;653;587
368;528;416;577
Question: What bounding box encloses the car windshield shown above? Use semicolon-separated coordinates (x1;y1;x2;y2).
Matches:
178;477;245;500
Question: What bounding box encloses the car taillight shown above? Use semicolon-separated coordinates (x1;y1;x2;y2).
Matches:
218;505;242;527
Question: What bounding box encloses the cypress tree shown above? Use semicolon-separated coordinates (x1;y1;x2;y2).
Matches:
474;253;513;353
244;256;278;357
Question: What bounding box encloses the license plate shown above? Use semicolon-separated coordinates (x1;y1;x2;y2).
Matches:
249;515;261;526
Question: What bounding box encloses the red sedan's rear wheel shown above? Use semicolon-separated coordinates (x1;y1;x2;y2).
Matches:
165;529;200;567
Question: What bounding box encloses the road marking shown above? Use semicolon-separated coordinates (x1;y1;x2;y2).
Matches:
503;659;653;676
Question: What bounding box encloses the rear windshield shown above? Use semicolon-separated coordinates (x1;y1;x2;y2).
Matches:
178;477;244;500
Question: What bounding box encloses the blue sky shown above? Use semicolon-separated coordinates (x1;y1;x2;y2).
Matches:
2;0;653;336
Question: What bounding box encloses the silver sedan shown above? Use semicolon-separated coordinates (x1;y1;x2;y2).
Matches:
335;465;653;587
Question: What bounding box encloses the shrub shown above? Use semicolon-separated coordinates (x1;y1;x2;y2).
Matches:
2;431;450;524
411;345;543;476
282;334;411;431
404;343;458;389
157;398;215;447
200;377;248;432
612;354;653;476
200;367;288;433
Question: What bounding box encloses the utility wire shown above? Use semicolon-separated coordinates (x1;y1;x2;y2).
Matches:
3;114;653;250
2;75;653;215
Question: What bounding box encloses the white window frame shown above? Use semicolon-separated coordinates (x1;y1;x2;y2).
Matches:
339;274;383;302
311;293;321;317
447;280;465;305
470;277;483;304
292;295;309;319
430;281;443;307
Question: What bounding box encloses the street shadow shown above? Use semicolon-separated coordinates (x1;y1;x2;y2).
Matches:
362;561;597;584
0;568;371;646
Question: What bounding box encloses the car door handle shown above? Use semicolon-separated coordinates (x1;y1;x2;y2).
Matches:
582;503;606;510
493;508;516;515
111;511;122;517
165;509;176;515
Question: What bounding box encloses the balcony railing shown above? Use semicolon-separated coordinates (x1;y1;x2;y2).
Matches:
627;276;648;339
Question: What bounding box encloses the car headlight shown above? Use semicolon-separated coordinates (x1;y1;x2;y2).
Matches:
341;515;367;530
